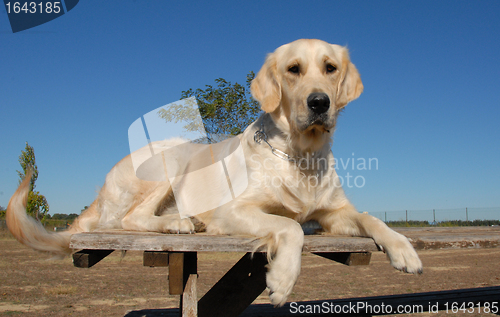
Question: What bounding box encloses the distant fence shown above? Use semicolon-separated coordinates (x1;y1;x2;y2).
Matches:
0;219;69;231
1;208;499;230
370;207;500;224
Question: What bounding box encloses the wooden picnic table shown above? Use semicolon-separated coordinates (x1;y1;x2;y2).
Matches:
69;227;500;317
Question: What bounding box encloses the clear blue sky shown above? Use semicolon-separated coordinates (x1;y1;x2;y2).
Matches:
1;1;499;218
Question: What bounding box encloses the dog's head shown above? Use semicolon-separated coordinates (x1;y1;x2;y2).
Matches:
251;39;363;151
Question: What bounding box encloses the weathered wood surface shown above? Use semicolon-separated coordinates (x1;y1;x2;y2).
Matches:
143;251;169;267
181;274;197;317
69;231;380;252
70;227;500;253
169;252;197;295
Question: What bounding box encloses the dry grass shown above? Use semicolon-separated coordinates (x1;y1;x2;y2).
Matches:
0;229;13;240
44;284;79;295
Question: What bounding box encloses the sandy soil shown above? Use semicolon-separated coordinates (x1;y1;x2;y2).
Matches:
0;228;499;316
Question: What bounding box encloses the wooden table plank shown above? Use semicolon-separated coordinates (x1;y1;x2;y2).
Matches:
69;227;500;255
69;231;380;253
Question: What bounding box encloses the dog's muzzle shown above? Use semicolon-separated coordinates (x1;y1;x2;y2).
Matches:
303;92;333;131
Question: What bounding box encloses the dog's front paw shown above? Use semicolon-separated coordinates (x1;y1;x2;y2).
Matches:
162;217;195;234
267;269;297;307
382;232;422;274
266;254;301;307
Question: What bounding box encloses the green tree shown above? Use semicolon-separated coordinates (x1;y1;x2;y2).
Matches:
0;206;5;219
16;142;49;220
159;72;261;143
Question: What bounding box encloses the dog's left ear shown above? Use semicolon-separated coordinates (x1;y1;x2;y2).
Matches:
251;53;282;113
335;47;364;109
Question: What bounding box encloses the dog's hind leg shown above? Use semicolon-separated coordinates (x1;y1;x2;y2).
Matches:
121;182;194;233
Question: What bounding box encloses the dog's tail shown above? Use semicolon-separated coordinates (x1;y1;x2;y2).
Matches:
6;170;85;256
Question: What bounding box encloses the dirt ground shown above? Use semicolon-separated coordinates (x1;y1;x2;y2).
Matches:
0;228;499;317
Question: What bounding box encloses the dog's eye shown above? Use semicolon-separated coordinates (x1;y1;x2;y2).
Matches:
288;65;300;74
326;64;337;73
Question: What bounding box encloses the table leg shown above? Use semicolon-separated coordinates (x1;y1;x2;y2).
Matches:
168;252;198;317
73;249;114;268
181;273;197;317
314;252;372;266
198;252;268;317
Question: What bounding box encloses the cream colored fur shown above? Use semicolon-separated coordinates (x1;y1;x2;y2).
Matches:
7;39;422;307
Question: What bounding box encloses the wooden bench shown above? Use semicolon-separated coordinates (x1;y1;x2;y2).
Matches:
69;228;500;317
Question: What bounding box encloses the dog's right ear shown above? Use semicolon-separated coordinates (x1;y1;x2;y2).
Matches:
251;53;281;113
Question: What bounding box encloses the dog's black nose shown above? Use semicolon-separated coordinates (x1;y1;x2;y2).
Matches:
307;93;330;114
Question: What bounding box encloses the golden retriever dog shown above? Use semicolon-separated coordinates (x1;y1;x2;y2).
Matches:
7;39;422;307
